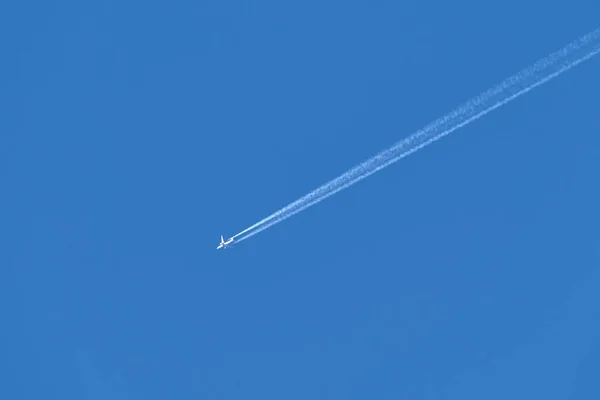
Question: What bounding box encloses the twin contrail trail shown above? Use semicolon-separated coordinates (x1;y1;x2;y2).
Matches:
228;27;600;244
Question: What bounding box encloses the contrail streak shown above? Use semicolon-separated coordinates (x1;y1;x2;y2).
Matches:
230;27;600;243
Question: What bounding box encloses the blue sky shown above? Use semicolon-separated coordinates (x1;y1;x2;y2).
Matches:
2;0;599;398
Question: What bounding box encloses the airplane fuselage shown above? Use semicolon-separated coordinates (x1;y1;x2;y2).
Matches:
217;236;234;249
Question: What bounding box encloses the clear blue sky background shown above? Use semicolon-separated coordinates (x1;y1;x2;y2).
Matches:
2;0;599;398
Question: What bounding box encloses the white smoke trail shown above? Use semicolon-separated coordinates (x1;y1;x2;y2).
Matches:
231;27;600;243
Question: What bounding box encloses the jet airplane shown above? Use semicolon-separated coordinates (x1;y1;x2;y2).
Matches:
217;235;234;249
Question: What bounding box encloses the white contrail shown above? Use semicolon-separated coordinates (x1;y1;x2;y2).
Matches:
230;27;600;243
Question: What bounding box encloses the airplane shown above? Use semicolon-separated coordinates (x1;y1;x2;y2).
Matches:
217;235;234;249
